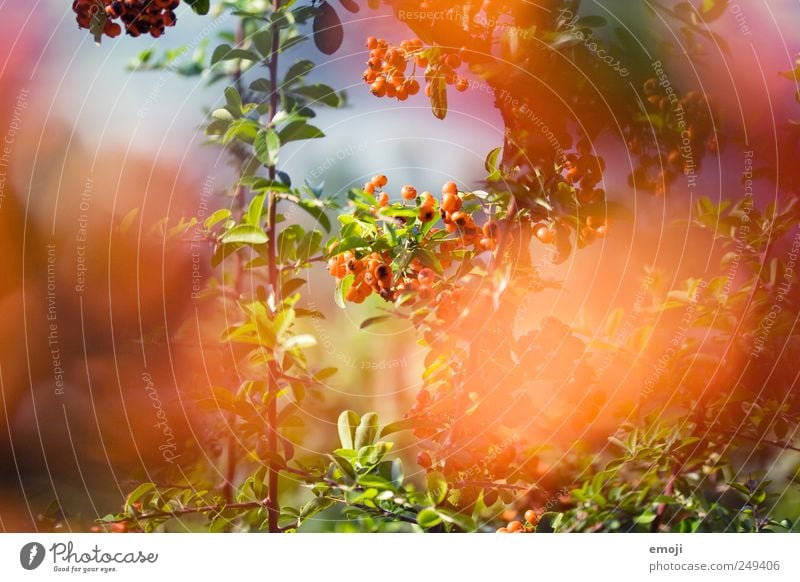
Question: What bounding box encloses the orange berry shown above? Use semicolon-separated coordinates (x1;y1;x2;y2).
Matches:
482;220;499;238
363;182;376;194
345;285;364;303
363;69;377;83
406;79;420;95
420;191;435;207
328;256;347;279
507;520;523;533
455;77;468;92
417;451;432;468
401;185;417;200
376;264;393;286
524;510;538;525
450;211;468;228
419;206;436;222
370;81;386;97
372;174;388;188
496;527;510;533
441;192;461;214
445;53;462;69
366;36;378;50
377;191;389;207
534;224;553;244
105;21;122;38
347;258;365;275
478;237;495;250
441;181;458;196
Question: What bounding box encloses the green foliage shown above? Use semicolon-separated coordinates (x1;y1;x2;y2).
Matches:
96;0;800;536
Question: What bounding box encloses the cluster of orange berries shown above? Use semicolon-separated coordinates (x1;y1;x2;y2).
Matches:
328;248;395;304
363;37;422;101
497;510;539;533
329;177;501;307
362;36;471;101
424;47;471;95
72;0;180;39
364;176;499;254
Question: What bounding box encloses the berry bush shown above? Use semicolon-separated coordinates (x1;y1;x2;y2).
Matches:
51;0;800;533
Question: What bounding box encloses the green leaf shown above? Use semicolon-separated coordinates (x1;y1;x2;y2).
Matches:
282;278;307;296
357;474;393;490
186;0;210;15
249;79;272;93
337;410;360;449
299;497;333;519
240;176;291;192
284;60;316;86
212;45;260;65
634;513;657;525
124;483;156;511
293;84;342;107
417;508;442;529
575;15;607;27
334;274;354;309
334;236;370;254
535;512;563;533
357;441;392;466
252;28;273;58
224;86;243;117
222;119;259;145
296;199;332;233
279;121;325;144
354;412;379;449
221;224;268;245
436;508;476;531
359;315;393;330
245;193;266;226
426;471;448;504
204;208;232;229
254;128;281;167
484;146;503;176
329;452;357;482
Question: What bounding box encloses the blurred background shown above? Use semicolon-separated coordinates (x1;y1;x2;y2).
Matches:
1;0;800;530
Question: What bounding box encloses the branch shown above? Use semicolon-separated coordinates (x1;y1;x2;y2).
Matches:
729;432;800;454
105;501;265;525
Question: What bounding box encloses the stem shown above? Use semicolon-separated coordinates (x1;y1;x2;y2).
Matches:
107;501;265;525
651;469;676;532
265;0;283;534
727;432;800;454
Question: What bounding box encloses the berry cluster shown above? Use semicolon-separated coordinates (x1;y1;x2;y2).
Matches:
327;249;394;304
626;79;718;194
497;510;539;533
362;36;470;101
327;177;500;307
72;0;180;40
